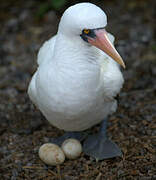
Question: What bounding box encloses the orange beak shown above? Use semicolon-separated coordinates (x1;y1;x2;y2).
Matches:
88;29;125;68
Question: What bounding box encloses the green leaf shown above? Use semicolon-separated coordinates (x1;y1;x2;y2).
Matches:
151;45;156;52
51;0;66;10
36;3;51;18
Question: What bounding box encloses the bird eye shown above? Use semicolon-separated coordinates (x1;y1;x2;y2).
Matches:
83;29;90;34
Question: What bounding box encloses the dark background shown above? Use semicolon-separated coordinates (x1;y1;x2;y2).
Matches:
0;0;156;179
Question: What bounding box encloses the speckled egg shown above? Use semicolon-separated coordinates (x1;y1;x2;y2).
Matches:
39;143;65;166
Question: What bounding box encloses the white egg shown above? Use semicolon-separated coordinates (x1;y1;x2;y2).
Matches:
61;139;82;159
39;143;65;166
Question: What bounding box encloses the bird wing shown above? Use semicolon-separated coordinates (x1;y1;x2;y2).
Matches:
37;35;56;66
99;32;124;101
28;72;38;106
28;35;56;106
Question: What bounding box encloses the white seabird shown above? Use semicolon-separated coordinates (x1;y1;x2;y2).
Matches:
28;3;125;160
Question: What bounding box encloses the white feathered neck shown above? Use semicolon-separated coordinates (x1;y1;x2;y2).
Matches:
49;33;103;90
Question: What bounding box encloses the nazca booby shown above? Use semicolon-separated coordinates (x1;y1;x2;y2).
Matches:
28;3;125;160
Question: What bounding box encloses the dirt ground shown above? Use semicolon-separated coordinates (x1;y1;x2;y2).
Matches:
0;0;155;179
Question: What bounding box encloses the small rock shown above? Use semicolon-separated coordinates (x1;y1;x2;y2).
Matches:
6;18;19;32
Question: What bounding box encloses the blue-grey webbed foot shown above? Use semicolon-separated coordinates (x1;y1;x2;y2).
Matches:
51;132;87;146
83;118;122;160
83;134;122;160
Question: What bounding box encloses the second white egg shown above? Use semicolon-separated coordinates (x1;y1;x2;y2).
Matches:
61;138;82;159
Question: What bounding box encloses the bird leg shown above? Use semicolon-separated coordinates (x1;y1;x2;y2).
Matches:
51;131;88;146
83;118;122;160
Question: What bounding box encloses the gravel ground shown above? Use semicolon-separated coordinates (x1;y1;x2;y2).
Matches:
0;0;156;179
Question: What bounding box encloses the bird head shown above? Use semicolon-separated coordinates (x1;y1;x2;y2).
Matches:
58;3;125;68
